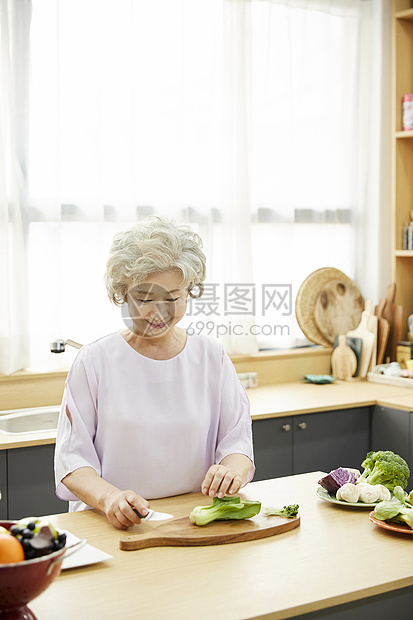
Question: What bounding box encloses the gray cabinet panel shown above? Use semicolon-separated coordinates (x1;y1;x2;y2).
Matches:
7;445;68;519
252;407;370;483
252;417;293;481
371;405;412;490
293;408;370;475
0;451;7;520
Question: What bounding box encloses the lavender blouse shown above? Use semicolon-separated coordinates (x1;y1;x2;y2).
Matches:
54;331;255;511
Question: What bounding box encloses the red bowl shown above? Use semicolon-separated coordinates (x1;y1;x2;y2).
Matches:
0;521;66;618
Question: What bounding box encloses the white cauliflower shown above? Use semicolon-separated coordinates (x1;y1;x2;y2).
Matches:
336;483;360;503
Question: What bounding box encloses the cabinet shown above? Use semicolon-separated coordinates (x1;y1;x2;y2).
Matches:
0;451;7;519
393;1;413;337
371;404;413;489
0;445;68;520
252;407;370;482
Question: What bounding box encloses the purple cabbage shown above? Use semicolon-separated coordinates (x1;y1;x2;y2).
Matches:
318;468;358;495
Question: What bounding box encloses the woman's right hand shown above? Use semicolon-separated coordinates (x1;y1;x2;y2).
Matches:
104;489;150;530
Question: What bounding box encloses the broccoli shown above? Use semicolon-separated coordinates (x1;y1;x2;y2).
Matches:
357;450;410;492
263;504;299;518
189;496;261;526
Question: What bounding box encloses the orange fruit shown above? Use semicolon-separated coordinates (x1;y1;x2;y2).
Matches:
0;533;25;563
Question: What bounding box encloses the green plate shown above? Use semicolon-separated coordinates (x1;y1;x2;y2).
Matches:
304;374;335;384
316;486;379;508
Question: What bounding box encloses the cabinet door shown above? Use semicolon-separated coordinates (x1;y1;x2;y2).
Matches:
371;405;412;490
252;417;293;481
7;445;68;520
293;408;370;475
0;451;7;520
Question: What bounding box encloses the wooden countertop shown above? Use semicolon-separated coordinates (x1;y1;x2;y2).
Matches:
29;472;413;620
245;379;413;419
1;380;413;449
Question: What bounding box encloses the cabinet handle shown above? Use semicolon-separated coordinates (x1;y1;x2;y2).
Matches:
282;424;291;432
298;422;307;430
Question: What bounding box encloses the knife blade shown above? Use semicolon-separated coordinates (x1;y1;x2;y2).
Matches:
133;508;174;521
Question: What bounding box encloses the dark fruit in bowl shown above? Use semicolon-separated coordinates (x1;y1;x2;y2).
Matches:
10;518;66;561
0;520;67;617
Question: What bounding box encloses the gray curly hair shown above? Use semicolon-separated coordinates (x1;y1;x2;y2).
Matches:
105;215;206;305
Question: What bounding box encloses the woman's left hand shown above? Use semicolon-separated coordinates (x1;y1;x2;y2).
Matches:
201;464;242;498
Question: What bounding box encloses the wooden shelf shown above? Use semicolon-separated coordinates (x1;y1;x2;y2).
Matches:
395;8;413;20
395;250;413;257
393;1;413;336
396;130;413;138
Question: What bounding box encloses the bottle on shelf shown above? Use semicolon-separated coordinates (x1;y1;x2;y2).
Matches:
403;222;409;250
407;211;413;251
402;94;413;131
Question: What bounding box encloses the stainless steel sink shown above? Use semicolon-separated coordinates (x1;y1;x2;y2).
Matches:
0;406;60;435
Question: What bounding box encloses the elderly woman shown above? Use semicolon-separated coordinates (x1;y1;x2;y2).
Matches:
54;216;254;529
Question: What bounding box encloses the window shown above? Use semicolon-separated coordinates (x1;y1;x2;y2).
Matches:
1;0;389;372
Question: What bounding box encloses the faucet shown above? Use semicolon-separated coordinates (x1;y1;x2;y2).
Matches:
50;339;83;353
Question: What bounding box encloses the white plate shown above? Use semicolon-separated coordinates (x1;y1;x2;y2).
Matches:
316;486;379;508
61;531;112;570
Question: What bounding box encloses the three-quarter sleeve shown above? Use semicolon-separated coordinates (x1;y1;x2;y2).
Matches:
54;348;101;501
214;346;255;484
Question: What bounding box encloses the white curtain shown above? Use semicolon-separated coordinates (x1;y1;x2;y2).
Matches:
0;0;31;375
0;0;391;374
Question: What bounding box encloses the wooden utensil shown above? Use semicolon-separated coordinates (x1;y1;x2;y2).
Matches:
331;334;357;380
374;297;390;365
364;300;378;371
119;514;300;551
346;311;375;378
314;279;364;345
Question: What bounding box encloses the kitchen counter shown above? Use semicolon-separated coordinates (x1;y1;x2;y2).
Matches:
29;471;413;620
1;379;413;449
248;379;413;419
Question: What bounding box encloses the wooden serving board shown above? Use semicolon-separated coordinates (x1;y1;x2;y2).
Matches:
374;297;390;365
314;279;364;344
347;310;375;378
380;283;404;362
119;514;300;551
331;334;357;380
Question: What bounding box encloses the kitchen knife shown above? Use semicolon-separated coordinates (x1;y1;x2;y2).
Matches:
133;508;174;521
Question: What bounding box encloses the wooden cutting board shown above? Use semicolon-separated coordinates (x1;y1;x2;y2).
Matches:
295;268;363;347
374;297;390;365
381;283;404;362
119;514;300;551
346;311;375;378
365;300;378;371
331;334;357;380
314;279;364;344
333;336;362;376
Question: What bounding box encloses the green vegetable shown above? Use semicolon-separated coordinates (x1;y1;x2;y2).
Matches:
263;504;299;518
374;490;413;530
189;496;261;526
393;485;412;508
357;450;410;492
